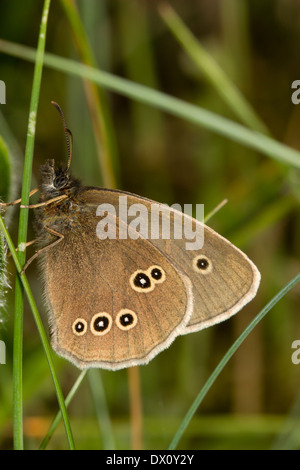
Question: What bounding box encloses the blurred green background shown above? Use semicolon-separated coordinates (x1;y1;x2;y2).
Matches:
0;0;300;450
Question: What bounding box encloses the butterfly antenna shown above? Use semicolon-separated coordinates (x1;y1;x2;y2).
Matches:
51;101;73;171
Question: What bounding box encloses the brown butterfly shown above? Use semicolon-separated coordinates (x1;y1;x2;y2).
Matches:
4;103;261;370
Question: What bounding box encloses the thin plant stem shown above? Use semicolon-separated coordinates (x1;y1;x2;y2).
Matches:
0;214;75;450
128;367;143;450
12;0;51;450
168;272;300;450
204;199;228;223
39;370;87;450
4;0;74;449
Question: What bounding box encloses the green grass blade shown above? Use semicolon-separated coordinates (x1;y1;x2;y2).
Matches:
0;39;299;170
12;0;51;449
168;272;300;450
8;0;74;450
39;371;87;450
0;214;75;450
158;3;270;135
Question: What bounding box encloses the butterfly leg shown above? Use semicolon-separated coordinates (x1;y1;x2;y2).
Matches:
20;194;68;209
0;187;39;209
20;226;64;274
7;239;37;260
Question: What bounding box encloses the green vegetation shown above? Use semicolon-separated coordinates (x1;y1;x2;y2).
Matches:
0;0;299;450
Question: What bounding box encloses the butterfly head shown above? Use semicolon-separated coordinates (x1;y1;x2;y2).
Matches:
39;159;80;199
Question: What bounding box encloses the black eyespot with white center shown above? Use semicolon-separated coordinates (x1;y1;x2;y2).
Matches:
197;258;209;269
130;265;167;292
90;312;112;336
148;265;166;284
116;309;138;331
151;267;162;280
130;270;154;292
94;316;109;332
72;318;87;336
134;272;151;289
193;255;213;274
